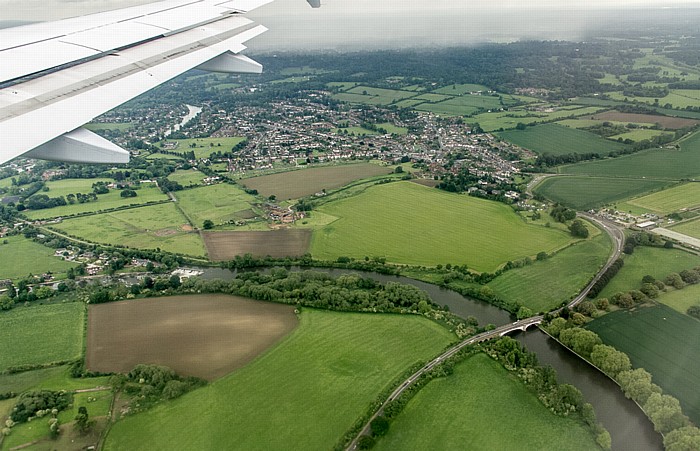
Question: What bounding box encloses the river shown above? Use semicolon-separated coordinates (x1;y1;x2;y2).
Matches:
164;104;202;137
195;266;661;449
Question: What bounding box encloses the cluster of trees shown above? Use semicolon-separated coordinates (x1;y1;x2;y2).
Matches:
9;390;72;423
156;177;183;193
569;219;589;238
550;204;577;222
587;258;623;299
25;194;67;210
546;319;698;444
109;364;206;413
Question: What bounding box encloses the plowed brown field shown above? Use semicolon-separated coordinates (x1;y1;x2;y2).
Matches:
203;229;312;261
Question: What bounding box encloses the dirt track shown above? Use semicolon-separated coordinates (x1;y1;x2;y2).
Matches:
86;295;298;380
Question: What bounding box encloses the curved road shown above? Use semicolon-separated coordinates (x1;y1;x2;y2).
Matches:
347;213;624;450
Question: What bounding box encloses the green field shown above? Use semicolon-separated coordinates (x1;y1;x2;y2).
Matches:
412;93;454;103
433;83;491;95
596;247;700;300
336;126;379;136
39;178;111;198
175;183;258;226
0;235;77;280
587;304;700;424
670;216;700;240
498;124;628;156
164;137;246;158
103;310;455;450
167;169;206;187
333;86;416;105
623;182;700;215
374;353;599;451
311;182;576;272
488;233;611;313
0;303;84;371
562;130;700;180
658;282;700;317
53;203;206;257
472;107;605;132
609;129;673;142
534;176;669;210
416;94;505;116
377;123;408;135
24;184;168;220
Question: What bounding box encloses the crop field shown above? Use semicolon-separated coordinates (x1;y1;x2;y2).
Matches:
669;216;700;239
534;176;668;210
103;310;455;451
87;295;298;380
609;129;673;142
167;169;205;187
433;83;490;95
374;353;598;451
562;130;700;179
623;182;700;215
203;230;312;261
239;163;390;200
166;137;246;158
658;282;700;316
591;111;699;129
596;247;700;299
53;203;206;257
0;303;84;371
498;124;628;156
488;233;611;313
556;119;607;128
0;235;77;280
24;184;168;220
175;183;258;226
310;182;575;272
587;304;700;424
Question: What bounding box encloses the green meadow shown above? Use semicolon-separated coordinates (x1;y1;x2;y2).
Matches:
310;182;576;272
622;182;700;215
103;310;455;451
374;354;599;451
498;124;628;156
0;235;77;280
175;183;258;226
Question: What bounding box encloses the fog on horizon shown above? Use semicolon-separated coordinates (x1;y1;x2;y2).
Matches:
0;0;698;51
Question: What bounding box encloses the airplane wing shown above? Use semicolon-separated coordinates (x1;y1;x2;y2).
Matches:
0;0;320;164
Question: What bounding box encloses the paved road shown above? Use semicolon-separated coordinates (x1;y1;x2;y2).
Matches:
346;212;625;450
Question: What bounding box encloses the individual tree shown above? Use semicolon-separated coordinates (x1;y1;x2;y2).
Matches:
617;368;662;405
202;220;214;230
74;406;89;434
664;426;700;451
644;393;689;434
665;273;685;290
370;416;389;437
169;275;181;289
569;219;589;238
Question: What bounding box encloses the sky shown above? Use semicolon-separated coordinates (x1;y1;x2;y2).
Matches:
1;0;698;50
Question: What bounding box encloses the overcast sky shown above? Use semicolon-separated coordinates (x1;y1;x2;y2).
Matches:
1;0;698;50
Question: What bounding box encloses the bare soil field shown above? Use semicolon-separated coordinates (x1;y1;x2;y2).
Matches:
240;163;390;200
590;111;698;129
410;178;439;188
86;295;298;380
203;229;312;261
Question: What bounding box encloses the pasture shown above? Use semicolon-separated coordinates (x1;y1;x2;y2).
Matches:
669;217;700;240
591;111;698;129
0;235;77;280
24;183;168;220
498;124;628;156
416;94;506;116
377;122;408;135
167;169;205;187
53;203;206;257
87;295;298;380
202;230;312;261
534;176;668;210
310;182;576;272
587;304;700;425
0;303;84;371
239;163;390;200
433;83;490;95
488;233;611;313
595;247;700;300
623;182;700;215
562;130;700;179
374;353;599;451
658;282;700;316
103;310;455;451
609;129;673;142
472;107;606;132
175;183;258;226
39;178;111;198
165;137;246;158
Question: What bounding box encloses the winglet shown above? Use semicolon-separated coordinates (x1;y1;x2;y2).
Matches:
307;0;321;8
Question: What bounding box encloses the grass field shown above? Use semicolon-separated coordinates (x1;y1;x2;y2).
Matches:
433;83;490;95
87;295;298;380
167;169;206;187
622;182;700;215
669;216;700;240
658;282;700;316
377;122;408;135
240;163;390;200
534;176;669;210
39;178;111;198
596;247;700;299
53;203;206;257
311;182;576;272
175;183;258;226
24;184;168;220
374;353;599;451
587;304;700;424
488;233;611;313
609;129;673;142
0;303;84;371
203;230;312;261
164;137;246;159
0;235;77;280
416;94;505;116
103;309;455;451
591;111;698;129
472;107;606;132
498;124;628;156
561;132;700;180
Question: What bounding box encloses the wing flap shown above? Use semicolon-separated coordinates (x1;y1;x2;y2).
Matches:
25;127;130;164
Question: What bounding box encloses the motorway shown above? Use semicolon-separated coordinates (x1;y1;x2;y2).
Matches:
347;213;625;450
